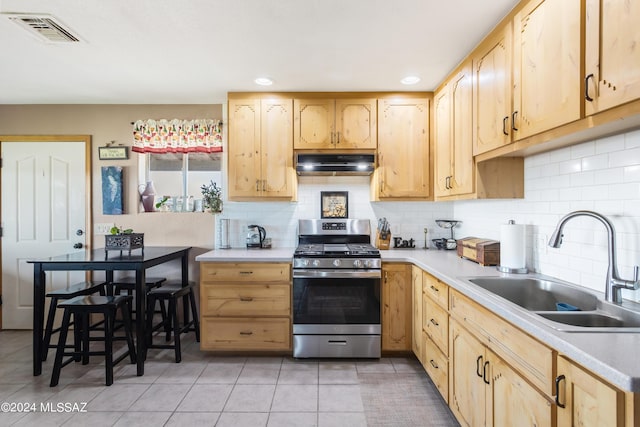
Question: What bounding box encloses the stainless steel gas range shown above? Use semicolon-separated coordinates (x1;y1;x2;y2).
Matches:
292;219;381;358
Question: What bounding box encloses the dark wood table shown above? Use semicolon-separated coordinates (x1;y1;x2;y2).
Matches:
28;246;191;377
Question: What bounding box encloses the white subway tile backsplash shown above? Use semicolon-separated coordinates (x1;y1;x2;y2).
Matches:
559;159;582;175
624;129;640;149
570;141;596;159
581;154;608;171
596;133;625;153
609;147;640;168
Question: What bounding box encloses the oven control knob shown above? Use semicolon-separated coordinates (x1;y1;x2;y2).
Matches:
363;260;372;268
353;259;363;268
300;259;310;267
333;259;342;267
312;259;320;267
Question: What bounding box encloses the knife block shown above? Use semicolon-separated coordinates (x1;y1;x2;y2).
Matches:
375;231;391;250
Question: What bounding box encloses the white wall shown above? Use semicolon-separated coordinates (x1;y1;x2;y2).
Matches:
454;129;640;301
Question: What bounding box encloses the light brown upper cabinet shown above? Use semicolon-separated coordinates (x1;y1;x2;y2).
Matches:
228;97;296;200
374;97;431;200
585;0;640;116
474;0;581;156
512;0;581;139
293;98;377;150
434;62;474;198
473;22;513;156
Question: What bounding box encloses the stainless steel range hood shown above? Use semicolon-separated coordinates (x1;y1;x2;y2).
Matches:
295;153;375;176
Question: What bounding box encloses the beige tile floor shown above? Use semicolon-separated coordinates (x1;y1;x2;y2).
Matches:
0;330;459;426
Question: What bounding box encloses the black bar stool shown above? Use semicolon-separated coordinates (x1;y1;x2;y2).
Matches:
50;295;136;387
111;276;166;296
42;281;106;361
110;276;167;322
146;280;200;363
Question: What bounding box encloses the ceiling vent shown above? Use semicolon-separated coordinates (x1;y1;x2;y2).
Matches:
3;13;81;43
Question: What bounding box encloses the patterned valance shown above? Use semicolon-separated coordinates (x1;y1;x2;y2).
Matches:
132;119;222;154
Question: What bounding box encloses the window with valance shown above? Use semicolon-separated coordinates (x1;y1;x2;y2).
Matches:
132;119;222;153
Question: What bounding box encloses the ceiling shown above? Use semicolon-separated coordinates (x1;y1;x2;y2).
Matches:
0;0;519;104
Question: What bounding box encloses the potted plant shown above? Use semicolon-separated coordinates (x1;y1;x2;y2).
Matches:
201;180;223;213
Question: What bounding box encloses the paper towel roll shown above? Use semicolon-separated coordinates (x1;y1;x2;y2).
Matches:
500;221;526;270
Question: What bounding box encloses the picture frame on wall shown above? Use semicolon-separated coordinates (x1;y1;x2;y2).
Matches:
98;146;129;160
321;191;348;218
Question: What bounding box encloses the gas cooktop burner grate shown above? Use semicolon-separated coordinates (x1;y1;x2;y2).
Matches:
294;243;380;257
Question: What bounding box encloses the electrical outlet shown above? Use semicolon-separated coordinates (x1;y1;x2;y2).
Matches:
94;223;114;235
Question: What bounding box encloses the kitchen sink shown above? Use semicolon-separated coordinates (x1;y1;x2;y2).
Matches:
467;277;598;311
463;276;640;332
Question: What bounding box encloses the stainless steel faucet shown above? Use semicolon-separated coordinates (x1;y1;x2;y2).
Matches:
548;210;640;304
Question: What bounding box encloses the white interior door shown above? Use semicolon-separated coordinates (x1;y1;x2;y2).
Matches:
2;141;87;329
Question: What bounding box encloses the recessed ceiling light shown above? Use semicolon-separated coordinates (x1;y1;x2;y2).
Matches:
401;76;420;85
254;77;273;86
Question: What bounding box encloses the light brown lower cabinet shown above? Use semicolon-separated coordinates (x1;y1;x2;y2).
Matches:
382;263;412;351
424;333;448;403
555;356;625;427
199;262;291;351
412;266;424;363
449;320;553;427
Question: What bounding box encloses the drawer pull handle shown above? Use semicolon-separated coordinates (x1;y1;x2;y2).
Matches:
328;340;347;345
430;318;439;326
240;297;254;302
429;359;439;369
240;331;253;336
555;374;566;408
430;285;439;293
239;271;254;275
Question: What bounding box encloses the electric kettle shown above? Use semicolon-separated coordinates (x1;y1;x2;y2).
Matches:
246;225;266;248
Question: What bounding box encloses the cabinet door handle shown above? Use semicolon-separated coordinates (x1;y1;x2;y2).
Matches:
445;176;450;189
255;179;260;192
476;355;484;377
331;131;335;145
483;361;491;384
585;74;595;102
262;180;266;192
502;116;509;135
429;359;439;369
336;131;340;144
512;111;518;131
384;271;388;283
239;297;254;302
239;331;253;336
430;285;439;293
429;318;439;327
555;374;566;408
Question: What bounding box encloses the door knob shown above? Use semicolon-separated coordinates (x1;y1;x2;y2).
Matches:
76;229;84;236
73;243;83;249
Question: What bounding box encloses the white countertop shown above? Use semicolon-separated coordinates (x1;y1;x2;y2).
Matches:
195;247;295;262
196;246;640;392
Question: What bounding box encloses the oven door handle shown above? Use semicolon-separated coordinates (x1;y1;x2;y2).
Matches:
293;269;381;279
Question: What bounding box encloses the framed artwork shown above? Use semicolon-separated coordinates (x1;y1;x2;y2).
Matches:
321;191;348;218
98;146;129;160
101;166;124;215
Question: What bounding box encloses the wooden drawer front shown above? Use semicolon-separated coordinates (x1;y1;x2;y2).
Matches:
423;272;448;309
201;317;291;351
450;289;554;396
423;295;449;355
202;284;290;317
201;263;291;282
424;333;449;403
